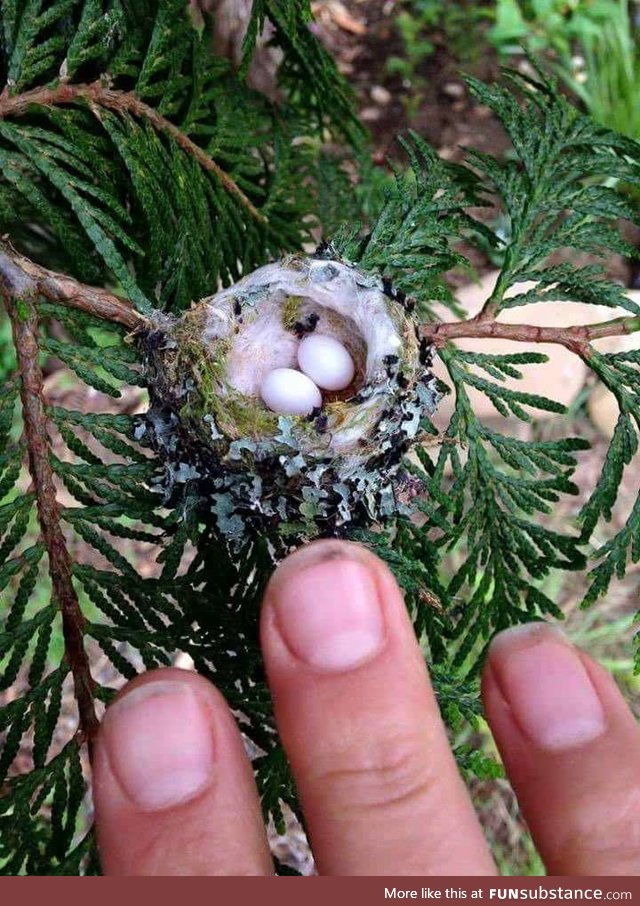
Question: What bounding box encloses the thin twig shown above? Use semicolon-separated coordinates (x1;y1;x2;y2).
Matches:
0;241;148;331
5;293;99;750
0;81;267;226
2;235;638;357
420;313;640;356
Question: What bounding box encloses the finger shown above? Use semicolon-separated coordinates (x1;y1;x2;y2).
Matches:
261;540;496;876
93;668;272;876
483;624;640;875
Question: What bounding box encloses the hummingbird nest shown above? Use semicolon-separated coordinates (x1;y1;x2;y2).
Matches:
139;254;439;544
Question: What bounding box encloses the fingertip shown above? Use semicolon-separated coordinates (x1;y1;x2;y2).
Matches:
98;669;219;813
486;623;606;753
94;668;272;875
261;537;421;679
265;539;376;596
483;624;640;876
262;541;388;673
487;621;566;662
106;665;230;715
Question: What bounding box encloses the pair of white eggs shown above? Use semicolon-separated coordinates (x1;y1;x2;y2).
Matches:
260;334;355;416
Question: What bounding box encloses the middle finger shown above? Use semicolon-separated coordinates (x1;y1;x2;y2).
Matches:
261;540;496;876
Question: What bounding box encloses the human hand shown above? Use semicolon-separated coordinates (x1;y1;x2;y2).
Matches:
93;540;640;875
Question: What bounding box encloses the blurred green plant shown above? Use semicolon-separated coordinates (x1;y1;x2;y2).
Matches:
558;0;640;141
489;0;616;57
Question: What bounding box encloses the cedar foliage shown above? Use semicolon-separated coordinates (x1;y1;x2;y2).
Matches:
0;1;638;875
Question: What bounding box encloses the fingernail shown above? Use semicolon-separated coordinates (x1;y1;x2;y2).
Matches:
489;623;606;752
271;555;386;672
103;680;214;811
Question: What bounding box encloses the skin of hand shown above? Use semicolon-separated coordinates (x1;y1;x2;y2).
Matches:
93;540;640;876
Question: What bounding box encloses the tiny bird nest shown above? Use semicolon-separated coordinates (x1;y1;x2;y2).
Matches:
140;254;439;543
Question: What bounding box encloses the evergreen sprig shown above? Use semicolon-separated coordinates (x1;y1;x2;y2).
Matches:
0;6;638;876
0;0;361;313
344;67;639;672
240;0;364;145
331;132;496;314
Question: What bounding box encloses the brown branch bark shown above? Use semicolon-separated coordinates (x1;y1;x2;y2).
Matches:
420;313;640;356
5;294;99;750
0;241;148;332
3;232;638;357
0;81;267;226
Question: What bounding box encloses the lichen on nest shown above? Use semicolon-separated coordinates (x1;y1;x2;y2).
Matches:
138;253;439;544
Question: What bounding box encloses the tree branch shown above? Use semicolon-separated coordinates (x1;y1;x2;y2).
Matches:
420;314;640;356
5;294;99;750
0;241;148;332
0;81;267;226
4;233;639;360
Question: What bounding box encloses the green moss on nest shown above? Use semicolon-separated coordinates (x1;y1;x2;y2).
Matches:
281;295;303;331
219;394;279;439
171;323;279;441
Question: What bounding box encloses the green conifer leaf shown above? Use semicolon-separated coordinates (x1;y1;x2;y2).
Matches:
1;11;639;876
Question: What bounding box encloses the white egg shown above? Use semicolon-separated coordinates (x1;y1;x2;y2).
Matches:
260;368;322;416
297;334;355;392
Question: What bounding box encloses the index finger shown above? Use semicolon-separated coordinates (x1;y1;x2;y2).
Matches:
93;669;273;875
